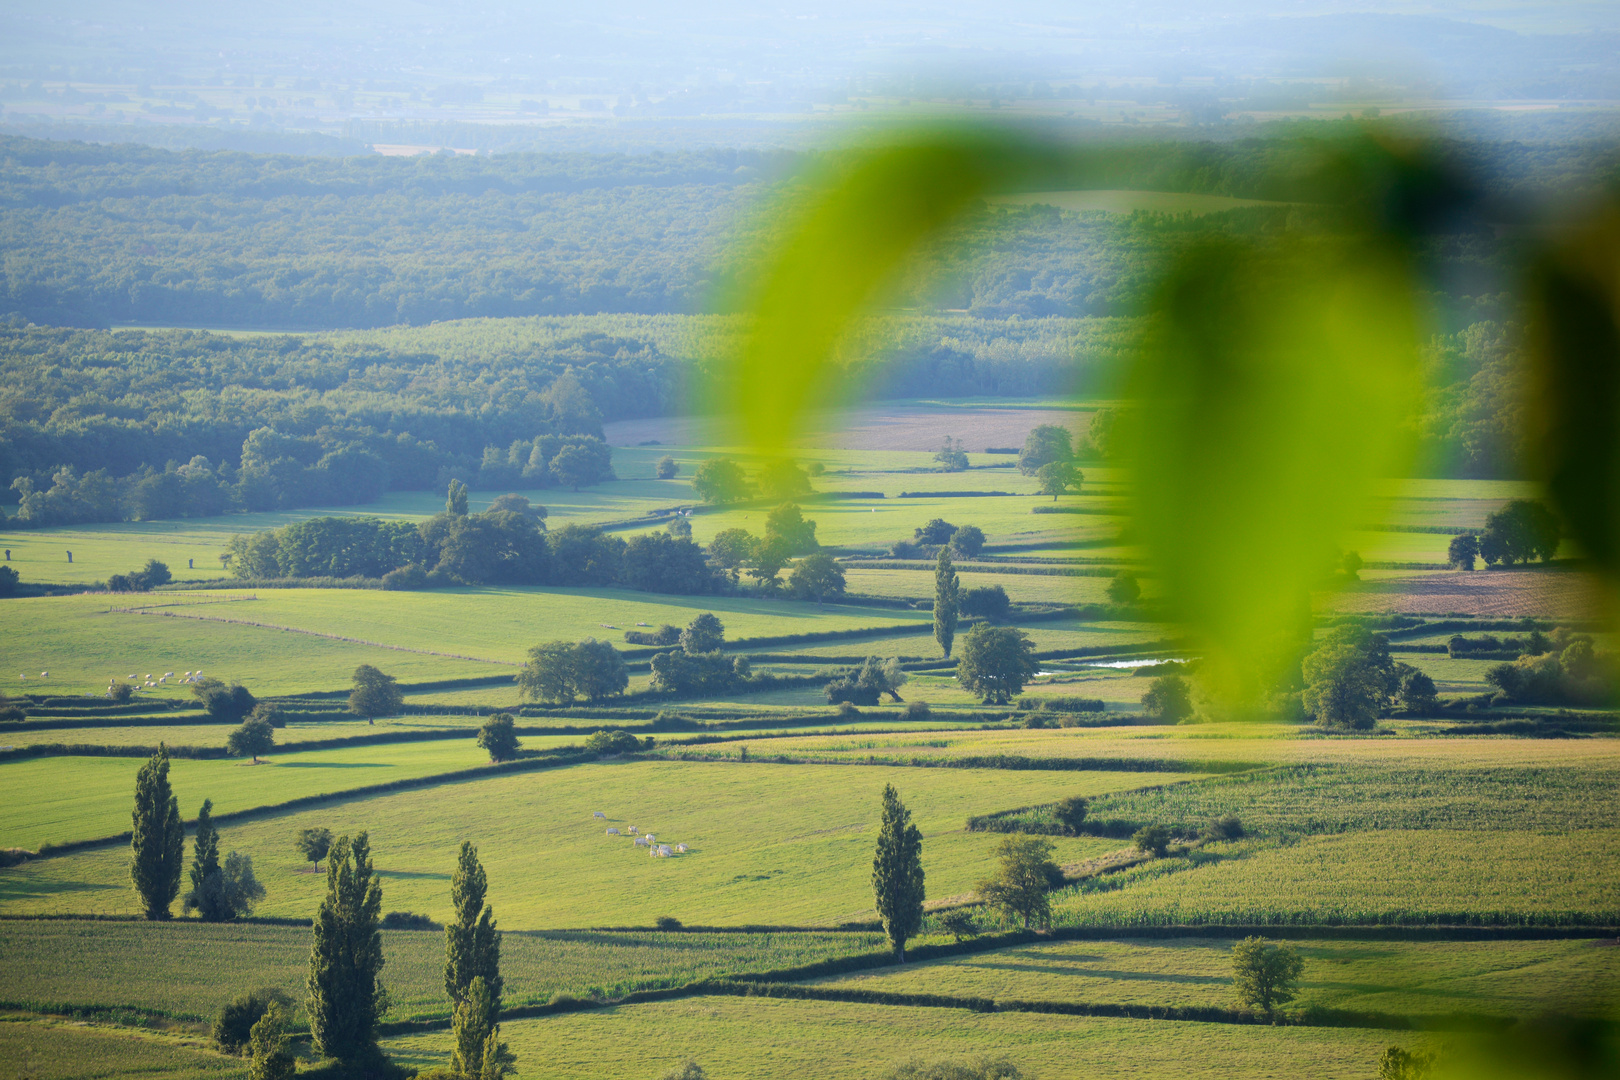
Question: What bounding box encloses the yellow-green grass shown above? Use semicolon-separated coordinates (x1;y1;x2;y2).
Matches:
841;567;1120;605
0;594;501;699
133;587;931;665
0;1018;243;1080
381;995;1431;1080
0;761;1169;926
684;496;1111;551
0;737;500;850
990;189;1292;215
811;937;1620;1019
1049;831;1620;925
1;723;591;753
1343;530;1456;563
0;920;891;1023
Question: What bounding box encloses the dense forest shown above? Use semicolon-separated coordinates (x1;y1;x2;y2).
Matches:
1;130;1609;329
0;124;1597;523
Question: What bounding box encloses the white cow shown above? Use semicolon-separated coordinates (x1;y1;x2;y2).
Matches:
627;826;637;835
644;834;656;844
654;845;672;857
593;811;606;819
606;828;621;835
634;837;649;847
676;843;689;853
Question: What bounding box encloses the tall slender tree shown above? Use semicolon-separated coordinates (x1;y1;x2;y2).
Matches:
130;745;184;920
445;841;504;1013
933;546;960;658
451;976;513;1079
871;784;926;962
186;798;222;920
306;832;388;1068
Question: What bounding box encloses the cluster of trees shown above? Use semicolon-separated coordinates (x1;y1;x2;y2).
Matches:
890;518;985;560
215;829;517;1078
130;747;263;922
707;502;823;589
648;613;752;696
1485;631;1614;706
824;657;908;705
106;558;171;592
690;457;815;505
515;639;629;705
0;319;635;526
1300;625;1441;729
225;490;721;596
1446;499;1562;568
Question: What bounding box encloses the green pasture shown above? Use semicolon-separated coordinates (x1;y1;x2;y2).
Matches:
841;566;1120;605
1049;830;1620;925
0;1019;242;1080
0;921;891;1023
0;737;502;850
0;594;501;699
813;936;1620;1019
989;189;1293;215
382;995;1430;1080
0;761;1163;926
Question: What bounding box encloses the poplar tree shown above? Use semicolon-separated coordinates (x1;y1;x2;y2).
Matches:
871;784;925;962
130;745;184;920
451;976;514;1078
186;798;223;920
306;832;388;1068
445;842;503;1013
933;546;960;658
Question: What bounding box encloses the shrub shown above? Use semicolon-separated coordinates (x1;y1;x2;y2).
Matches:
885;1057;1027;1080
654;915;683;930
1201;815;1244;841
106;682;134;704
1133;824;1171;857
837;701;860;718
938;909;978;942
213;988;294;1055
661;1064;708;1080
655;456;679;479
1052;796;1088;835
380;911;441;930
246;702;286;729
1021;711;1048;729
585;729;648;757
959;585;1010;620
625;624;681;646
1378;1046;1437;1080
1140;675;1193;722
193;679;258;722
914;518;957;545
380;563;431;590
902;701;932;721
948;525;986;556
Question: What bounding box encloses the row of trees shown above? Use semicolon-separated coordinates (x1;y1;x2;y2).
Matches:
690;457;816;505
1447;499;1562;568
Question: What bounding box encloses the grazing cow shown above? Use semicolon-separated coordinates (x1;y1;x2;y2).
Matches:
634;838;649;847
606;828;621;835
644;834;655;844
676;843;689;853
655;845;672;857
593;812;606;819
627;826;637;835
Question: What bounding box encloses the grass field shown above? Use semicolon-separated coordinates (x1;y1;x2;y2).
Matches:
811;936;1620;1019
0;761;1175;926
1049;830;1620;925
0;1018;242;1080
380;995;1431;1080
0;921;892;1023
0;737;503;849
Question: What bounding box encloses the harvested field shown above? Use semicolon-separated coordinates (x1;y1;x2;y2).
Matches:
1320;567;1606;619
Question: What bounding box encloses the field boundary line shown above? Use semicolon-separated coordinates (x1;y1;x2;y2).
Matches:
104;607;515;666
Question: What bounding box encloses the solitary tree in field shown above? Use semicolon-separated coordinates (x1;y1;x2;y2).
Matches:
1106;571;1141;605
1140;675;1193;722
1230;936;1305;1015
789;552;846;602
349;664;404;718
1447;533;1479;571
1132;824;1172;857
933;547;960;659
656;455;679;479
871;784;925;962
977;834;1061;929
680;613;726;654
228;717;275;763
1052;796;1089;835
1302;624;1398;729
476;713;521;762
296;827;334;873
306;832;388;1070
954;624;1038;704
130;746;185;920
690;457;751;504
1035;460;1080;500
1017;424;1074;476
